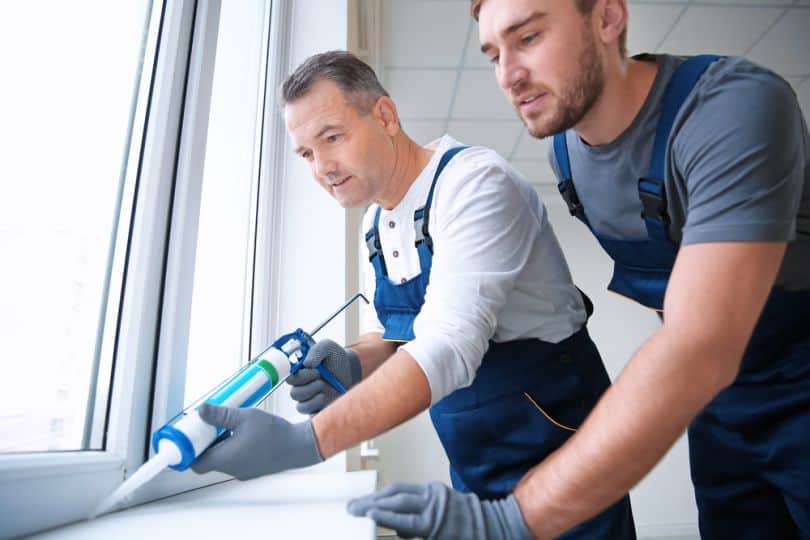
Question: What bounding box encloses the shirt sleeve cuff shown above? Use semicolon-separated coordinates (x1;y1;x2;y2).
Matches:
681;219;796;245
401;336;478;405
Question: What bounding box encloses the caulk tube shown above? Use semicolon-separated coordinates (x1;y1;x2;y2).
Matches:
151;329;312;471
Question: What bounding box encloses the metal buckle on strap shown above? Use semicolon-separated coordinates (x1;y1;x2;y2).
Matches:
638;177;670;227
413;206;433;251
559;181;584;217
414;208;426;244
365;229;382;261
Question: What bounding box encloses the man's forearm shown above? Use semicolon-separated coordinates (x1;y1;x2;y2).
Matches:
513;327;736;538
312;348;431;458
347;332;398;378
513;242;784;539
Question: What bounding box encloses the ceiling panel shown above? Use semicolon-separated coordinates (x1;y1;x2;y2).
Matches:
400;120;445;146
510;160;556;186
698;0;793;4
625;4;686;55
748;8;810;76
378;1;809;194
785;77;806;92
451;69;514;119
448;120;523;158
796;81;810;126
659;6;783;56
381;0;469;67
512;130;551;161
384;68;457;118
464;28;491;68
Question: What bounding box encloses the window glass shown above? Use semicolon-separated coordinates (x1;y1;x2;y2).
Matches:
183;0;268;403
0;1;151;452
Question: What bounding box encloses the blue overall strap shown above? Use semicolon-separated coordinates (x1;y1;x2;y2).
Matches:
413;146;469;263
552;133;589;224
639;54;721;242
365;206;389;276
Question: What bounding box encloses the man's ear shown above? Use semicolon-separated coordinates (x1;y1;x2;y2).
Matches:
596;0;627;51
373;96;401;137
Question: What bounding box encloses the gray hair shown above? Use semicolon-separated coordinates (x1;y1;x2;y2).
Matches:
281;50;389;114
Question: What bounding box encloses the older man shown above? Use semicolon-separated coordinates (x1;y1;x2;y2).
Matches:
192;50;635;539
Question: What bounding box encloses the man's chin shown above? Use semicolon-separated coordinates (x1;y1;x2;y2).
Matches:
524;121;555;140
523;114;571;140
334;195;366;209
517;111;552;140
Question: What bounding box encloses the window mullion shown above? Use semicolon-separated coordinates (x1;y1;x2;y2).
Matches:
149;0;222;438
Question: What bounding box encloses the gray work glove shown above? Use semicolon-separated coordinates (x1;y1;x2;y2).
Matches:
288;339;362;415
347;482;534;540
191;403;323;480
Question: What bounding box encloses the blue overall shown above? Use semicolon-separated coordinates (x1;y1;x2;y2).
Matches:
554;55;810;539
366;147;636;539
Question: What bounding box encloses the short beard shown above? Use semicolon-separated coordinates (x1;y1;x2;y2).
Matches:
524;29;605;138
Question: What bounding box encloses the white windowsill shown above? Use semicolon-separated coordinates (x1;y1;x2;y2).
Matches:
30;470;377;539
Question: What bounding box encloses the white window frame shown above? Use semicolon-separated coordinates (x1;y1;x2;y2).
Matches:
0;1;199;536
136;0;288;502
0;0;355;535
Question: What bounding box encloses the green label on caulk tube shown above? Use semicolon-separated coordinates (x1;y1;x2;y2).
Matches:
257;359;280;386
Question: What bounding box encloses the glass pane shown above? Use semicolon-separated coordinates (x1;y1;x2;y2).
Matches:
183;0;267;403
0;1;152;452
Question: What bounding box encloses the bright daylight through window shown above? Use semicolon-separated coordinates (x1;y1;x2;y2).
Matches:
0;1;151;452
183;0;268;405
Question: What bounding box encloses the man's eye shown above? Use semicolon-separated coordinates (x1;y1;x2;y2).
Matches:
521;32;539;45
489;54;499;65
302;150;312;160
327;134;340;143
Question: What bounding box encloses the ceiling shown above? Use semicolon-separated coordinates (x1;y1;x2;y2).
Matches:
377;0;810;190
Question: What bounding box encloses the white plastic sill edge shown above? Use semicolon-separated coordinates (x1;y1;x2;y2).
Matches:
29;470;377;540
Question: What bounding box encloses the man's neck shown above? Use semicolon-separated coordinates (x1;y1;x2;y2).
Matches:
575;56;658;147
376;134;434;210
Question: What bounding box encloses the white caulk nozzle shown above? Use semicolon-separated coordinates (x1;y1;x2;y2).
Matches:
89;439;183;519
156;438;183;466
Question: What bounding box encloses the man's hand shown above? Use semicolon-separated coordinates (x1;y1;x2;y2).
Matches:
288;339;362;414
347;482;533;540
191;403;323;480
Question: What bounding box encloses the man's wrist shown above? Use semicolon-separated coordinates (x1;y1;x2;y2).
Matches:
298;419;325;465
492;495;534;540
345;347;362;384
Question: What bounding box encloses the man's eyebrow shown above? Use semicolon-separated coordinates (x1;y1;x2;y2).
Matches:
480;11;547;54
293;123;342;154
314;123;341;139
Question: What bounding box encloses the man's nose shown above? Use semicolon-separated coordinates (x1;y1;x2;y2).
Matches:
314;154;337;179
497;51;527;93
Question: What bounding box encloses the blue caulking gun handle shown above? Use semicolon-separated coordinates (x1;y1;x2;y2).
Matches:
316;363;348;394
288;353;349;395
288;358;347;394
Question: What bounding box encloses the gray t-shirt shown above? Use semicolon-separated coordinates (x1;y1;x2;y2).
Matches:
549;54;810;291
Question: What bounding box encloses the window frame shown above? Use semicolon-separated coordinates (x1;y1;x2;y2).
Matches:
0;0;354;535
139;0;283;502
0;1;197;536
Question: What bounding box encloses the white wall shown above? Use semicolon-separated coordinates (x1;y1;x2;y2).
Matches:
268;0;351;473
274;5;349;337
374;192;699;539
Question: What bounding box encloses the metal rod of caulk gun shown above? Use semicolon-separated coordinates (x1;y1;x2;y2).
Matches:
308;292;370;337
256;292;369;404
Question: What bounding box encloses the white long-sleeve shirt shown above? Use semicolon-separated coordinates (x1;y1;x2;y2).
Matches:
361;135;587;404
